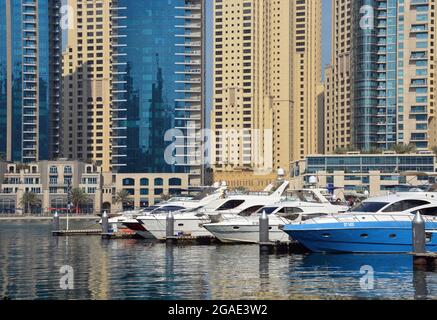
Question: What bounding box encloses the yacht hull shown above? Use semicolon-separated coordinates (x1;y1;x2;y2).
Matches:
137;216;213;240
204;224;289;244
284;221;437;253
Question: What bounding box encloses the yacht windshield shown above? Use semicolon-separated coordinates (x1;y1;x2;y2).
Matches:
350;202;389;213
256;207;278;214
152;206;186;213
142;206;160;212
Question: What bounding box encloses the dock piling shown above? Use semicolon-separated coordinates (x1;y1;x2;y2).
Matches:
52;211;60;232
259;210;269;243
101;211;109;235
166;211;175;243
413;212;426;254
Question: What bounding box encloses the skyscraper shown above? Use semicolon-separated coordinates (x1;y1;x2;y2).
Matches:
211;0;323;176
111;0;205;185
61;0;113;172
352;0;437;151
324;0;352;154
62;0;205;185
0;0;62;163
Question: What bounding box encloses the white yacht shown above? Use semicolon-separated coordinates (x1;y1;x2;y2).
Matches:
136;181;291;240
104;183;228;237
203;188;349;244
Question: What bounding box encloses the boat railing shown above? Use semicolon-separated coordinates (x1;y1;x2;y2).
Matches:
319;213;437;224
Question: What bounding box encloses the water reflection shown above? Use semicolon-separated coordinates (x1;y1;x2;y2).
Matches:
0;222;437;300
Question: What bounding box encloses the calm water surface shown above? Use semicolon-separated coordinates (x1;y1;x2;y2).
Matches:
1;221;437;300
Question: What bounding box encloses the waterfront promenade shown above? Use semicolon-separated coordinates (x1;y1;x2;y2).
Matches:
0;215;99;221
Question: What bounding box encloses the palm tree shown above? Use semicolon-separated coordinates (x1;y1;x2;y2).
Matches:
20;192;41;215
71;188;90;214
113;190;132;210
390;143;416;154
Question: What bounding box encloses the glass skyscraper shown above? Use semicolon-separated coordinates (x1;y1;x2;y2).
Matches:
352;0;432;151
112;0;205;184
0;0;61;163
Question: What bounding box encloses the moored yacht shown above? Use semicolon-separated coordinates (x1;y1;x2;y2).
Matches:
136;181;291;240
283;192;437;253
203;189;349;244
105;183;228;237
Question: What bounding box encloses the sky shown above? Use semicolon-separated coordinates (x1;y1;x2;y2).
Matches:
205;1;332;127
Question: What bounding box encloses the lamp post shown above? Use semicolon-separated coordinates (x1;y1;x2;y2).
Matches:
67;180;72;230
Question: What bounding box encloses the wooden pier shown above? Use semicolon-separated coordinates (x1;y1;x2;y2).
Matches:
52;229;102;236
102;232;142;240
163;235;219;245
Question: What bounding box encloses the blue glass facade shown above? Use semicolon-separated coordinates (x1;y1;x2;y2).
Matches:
113;1;204;174
0;0;6;159
0;0;61;163
353;0;431;151
353;0;398;150
305;155;435;174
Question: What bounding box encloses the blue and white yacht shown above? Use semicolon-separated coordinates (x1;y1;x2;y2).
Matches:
283;193;437;253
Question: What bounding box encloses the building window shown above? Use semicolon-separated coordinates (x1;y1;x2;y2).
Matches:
140;178;149;186
122;178;135;186
169;178;182;186
154;178;164;186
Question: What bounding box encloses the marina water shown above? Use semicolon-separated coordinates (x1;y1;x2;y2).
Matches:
1;221;437;300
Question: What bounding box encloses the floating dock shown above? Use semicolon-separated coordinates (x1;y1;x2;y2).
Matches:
163;235;219;245
102;232;142;240
52;229;102;236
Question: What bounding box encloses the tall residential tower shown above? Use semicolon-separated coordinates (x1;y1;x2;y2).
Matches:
111;0;205;185
324;0;352;153
61;0;205;185
0;0;62;162
61;0;113;172
211;0;323;176
352;0;437;150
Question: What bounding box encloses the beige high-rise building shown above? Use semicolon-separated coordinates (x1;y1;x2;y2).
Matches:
324;0;352;154
61;0;113;172
211;0;323;177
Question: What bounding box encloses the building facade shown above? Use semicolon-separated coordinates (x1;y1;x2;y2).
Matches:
324;0;352;154
0;0;62;163
211;0;323;176
61;0;113;172
110;0;205;186
0;160;191;215
0;160;101;214
352;0;437;151
290;152;436;197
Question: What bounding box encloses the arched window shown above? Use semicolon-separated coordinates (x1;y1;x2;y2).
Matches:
122;178;135;186
169;178;182;186
140;178;149;186
154;178;164;186
49;166;58;174
64;166;72;174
